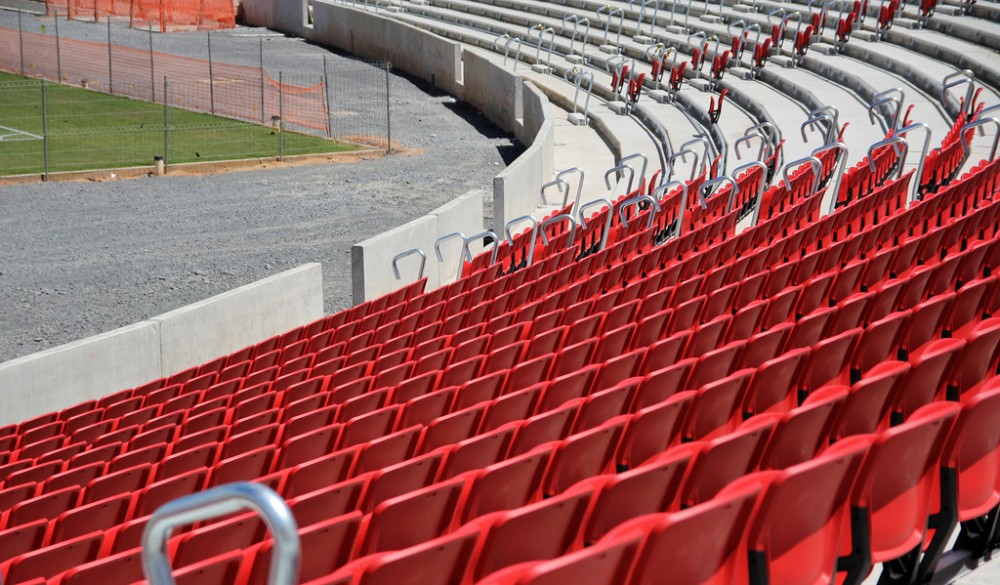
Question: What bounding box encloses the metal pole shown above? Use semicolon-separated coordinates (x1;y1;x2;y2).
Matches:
259;38;266;123
323;55;332;138
149;23;155;102
17;9;24;76
279;71;284;161
54;12;62;82
207;32;215;114
107;20;113;94
163;77;169;170
385;61;391;155
42;80;49;180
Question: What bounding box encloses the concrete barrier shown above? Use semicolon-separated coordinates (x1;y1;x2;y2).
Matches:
151;263;324;375
463;49;523;133
307;2;464;96
0;264;325;426
352;190;485;303
0;322;161;426
494;120;554;226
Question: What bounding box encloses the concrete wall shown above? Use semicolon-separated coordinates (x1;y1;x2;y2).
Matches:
0;264;324;426
462;49;522;134
494;120;554;227
152;264;324;375
307;1;464;96
352;190;485;303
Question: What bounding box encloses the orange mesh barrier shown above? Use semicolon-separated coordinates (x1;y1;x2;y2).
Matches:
0;26;329;134
47;0;235;32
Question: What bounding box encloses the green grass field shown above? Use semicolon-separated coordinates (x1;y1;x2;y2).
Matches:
0;71;358;176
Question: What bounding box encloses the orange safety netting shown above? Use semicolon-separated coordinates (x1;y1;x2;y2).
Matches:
46;0;235;31
0;26;330;135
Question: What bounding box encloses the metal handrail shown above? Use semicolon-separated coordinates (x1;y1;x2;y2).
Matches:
605;162;636;195
618;195;662;228
802;113;836;144
961;117;1000;161
577;198;614;250
505;215;540;267
810;105;840;130
391;248;427;281
867;135;909;181
141;483;299;585
732;160;769;224
868;96;902;134
700;174;740;211
464;230;500;265
782;155;824;199
893;122;933;204
734;133;771;162
653;179;689;239
541;178;570;207
618;152;649;187
942;69;975;116
669;148;700;181
810;142;849;215
680;136;713;177
541;214;579;246
434;232;467;281
557;167;587;213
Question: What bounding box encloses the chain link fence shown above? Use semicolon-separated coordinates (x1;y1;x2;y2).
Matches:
0;10;390;177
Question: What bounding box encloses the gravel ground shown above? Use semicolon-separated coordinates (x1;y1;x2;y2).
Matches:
0;10;522;363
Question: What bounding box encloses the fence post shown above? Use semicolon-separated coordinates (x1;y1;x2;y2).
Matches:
17;9;24;76
107;20;113;94
149;23;156;102
42;80;50;181
54;12;62;82
323;55;332;138
259;38;266;123
385;61;391;155
279;72;284;162
163;77;169;170
207;32;215;115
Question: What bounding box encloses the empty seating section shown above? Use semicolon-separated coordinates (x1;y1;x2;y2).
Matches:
2;2;1000;583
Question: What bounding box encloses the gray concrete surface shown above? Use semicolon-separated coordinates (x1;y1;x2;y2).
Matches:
0;263;324;425
0;13;522;364
152;263;324;375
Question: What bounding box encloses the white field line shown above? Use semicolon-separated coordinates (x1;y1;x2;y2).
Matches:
0;123;43;141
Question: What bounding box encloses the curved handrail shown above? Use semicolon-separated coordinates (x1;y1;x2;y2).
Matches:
782;155;823;199
142;483;299;585
810;142;849;215
540;214;578;246
867;135;909;181
868;96;902;134
961;117;1000;161
680;135;714;177
699;174;739;211
605;162;636;195
942;69;975;115
618;195;662;229
802;113;835;144
464;230;500;266
618;152;649;188
391;248;427;281
809;105;840;130
505;215;540;267
541;178;570;207
653;179;689;238
894;122;933;204
732;160;768;225
669;148;700;181
434;231;467;281
734;133;771;162
557;167;587;213
577;198;614;251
